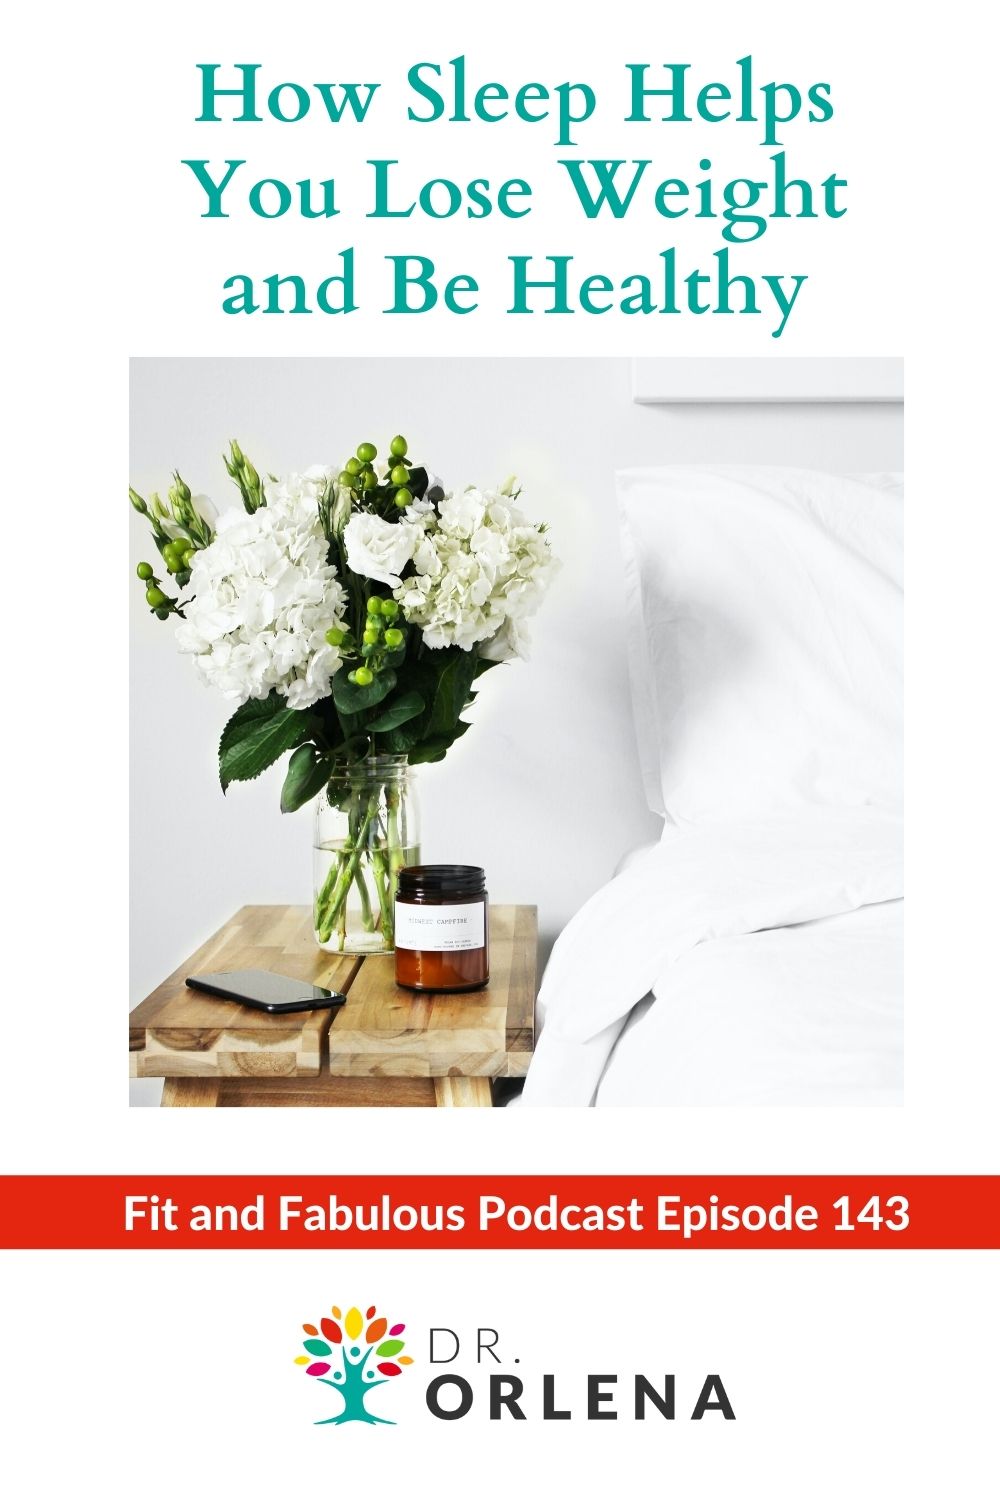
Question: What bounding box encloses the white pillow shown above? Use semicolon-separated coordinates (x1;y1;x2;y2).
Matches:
617;466;902;822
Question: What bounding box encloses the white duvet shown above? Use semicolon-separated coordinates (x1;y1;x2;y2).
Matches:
518;808;902;1108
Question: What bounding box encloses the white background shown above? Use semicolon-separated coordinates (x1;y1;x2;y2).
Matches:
4;1;998;1494
3;1248;996;1495
117;5;905;353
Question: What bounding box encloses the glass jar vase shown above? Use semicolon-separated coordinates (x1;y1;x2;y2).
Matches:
312;755;420;954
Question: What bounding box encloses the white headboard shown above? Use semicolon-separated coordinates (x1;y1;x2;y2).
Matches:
633;357;903;405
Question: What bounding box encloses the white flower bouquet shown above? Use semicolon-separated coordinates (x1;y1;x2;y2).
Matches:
130;435;558;950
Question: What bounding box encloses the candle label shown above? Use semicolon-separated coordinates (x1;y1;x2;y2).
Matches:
395;900;486;952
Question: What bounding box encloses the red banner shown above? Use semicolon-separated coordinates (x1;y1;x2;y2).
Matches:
1;1176;998;1249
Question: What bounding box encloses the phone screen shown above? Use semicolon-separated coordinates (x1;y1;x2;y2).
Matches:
186;970;345;1010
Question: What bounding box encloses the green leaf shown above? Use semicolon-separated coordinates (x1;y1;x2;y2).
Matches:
339;733;373;762
332;669;396;715
280;743;330;814
474;656;503;680
407;465;429;498
219;694;314;792
422;649;479;738
378;648;480;767
378;725;421;755
407;720;471;764
219;693;282;758
367;690;425;734
375;1339;405;1358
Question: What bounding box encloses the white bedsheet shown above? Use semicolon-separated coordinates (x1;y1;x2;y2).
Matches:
518;808;902;1108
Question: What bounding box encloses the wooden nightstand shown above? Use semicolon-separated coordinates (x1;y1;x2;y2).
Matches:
129;904;536;1107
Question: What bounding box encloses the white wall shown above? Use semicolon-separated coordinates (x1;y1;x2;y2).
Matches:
130;357;902;1103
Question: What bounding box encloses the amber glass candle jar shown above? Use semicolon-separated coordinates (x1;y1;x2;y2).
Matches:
394;865;489;992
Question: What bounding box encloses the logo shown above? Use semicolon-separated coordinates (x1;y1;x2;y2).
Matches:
295;1310;734;1428
294;1303;413;1426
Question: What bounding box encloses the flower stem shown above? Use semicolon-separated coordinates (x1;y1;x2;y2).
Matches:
313;765;412;951
354;862;375;931
313;850;346;943
387;786;405;881
336;885;347;952
370;846;394;942
314;793;379;943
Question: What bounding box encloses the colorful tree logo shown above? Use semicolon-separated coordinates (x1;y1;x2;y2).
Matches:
294;1304;413;1426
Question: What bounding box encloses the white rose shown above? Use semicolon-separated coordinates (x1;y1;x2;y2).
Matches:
344;512;419;588
179;493;220;532
480;616;532;662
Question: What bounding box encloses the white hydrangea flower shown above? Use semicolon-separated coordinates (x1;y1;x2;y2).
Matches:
343;511;420;589
393;484;558;654
269;464;338;507
175;468;348;708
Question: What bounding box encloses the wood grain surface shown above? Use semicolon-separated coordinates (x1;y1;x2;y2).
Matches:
129;904;537;1107
130;906;361;1079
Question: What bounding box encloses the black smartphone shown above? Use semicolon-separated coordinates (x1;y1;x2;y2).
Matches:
185;969;347;1015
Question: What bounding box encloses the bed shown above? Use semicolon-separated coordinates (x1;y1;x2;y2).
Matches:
517;462;903;1108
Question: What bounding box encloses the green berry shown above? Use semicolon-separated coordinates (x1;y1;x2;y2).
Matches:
347;670;358;684
136;561;154;581
337;469;358;489
363;626;381;645
356;442;377;464
145;586;168;608
354;666;374;686
362;469;378;490
389;435;408;458
325;627;346;647
367;596;383;615
384;627;404;648
394;487;412;508
380;598;399;619
390;464;409;487
182;548;196;568
345;457;362;476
